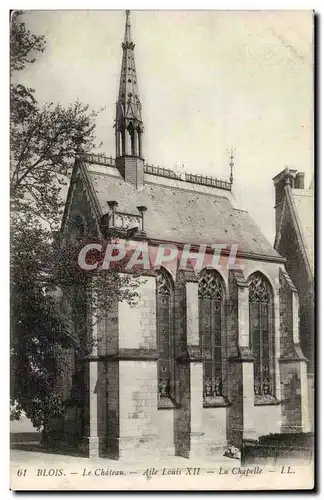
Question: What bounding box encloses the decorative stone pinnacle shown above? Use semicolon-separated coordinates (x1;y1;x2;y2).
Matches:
116;9;143;159
283;167;294;186
285;175;292;186
107;200;118;210
136;205;147;214
229;148;235;185
137;205;147;231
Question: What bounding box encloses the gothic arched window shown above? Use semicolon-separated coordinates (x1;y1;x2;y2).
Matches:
156;268;173;401
248;273;274;398
199;269;224;400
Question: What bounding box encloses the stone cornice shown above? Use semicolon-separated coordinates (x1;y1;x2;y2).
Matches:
279;341;308;363
146;238;286;264
176;345;202;362
230;268;249;288
280;267;298;294
228;346;254;362
182;267;198;283
83;348;158;361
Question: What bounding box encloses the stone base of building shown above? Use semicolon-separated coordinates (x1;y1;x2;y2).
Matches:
105;435;175;461
228;427;258;450
204;437;228;457
280;424;306;434
77;436;107;458
75;434;231;460
176;433;228;460
176;432;205;459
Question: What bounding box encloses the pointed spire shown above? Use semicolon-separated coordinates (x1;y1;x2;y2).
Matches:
115;10;144;160
229;148;235;185
123;10;134;48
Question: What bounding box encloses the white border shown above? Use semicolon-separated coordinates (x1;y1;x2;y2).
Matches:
2;1;320;498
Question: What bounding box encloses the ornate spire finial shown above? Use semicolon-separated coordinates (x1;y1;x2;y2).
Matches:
283;166;293;186
123;9;134;48
115;9;144;161
229;148;235;185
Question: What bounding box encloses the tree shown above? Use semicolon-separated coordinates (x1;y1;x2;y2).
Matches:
10;222;70;427
10;12;100;226
10;11;45;74
11;98;98;226
10;12;139;430
10;217;140;429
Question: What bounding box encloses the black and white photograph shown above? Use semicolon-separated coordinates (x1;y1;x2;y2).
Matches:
9;9;314;491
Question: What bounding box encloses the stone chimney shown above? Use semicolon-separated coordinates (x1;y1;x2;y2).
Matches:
272;168;297;235
295;172;305;189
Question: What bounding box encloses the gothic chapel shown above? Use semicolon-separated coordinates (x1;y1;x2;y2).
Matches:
58;11;311;459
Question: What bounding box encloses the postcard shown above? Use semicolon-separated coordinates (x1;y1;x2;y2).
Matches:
10;9;314;491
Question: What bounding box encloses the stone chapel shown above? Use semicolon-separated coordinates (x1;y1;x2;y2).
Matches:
57;11;311;459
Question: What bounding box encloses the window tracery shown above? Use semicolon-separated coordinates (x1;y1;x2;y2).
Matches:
199;270;224;399
156;269;173;400
248;273;274;398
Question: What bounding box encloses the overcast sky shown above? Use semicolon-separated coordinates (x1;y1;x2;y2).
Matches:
15;10;313;243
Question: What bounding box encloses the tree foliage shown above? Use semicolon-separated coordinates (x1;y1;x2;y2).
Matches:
10;12;139;430
10;12;100;227
10;98;98;226
10;11;46;74
10;222;69;426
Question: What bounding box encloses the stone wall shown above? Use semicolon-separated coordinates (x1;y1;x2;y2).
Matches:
254;405;281;437
277;202;314;371
118;276;156;350
118;360;174;459
54;252;311;457
113;275;175;459
116;156;144;188
279;268;310;433
106;360;119;458
203;408;227;454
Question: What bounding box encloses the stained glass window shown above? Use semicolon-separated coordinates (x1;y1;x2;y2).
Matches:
199;270;224;399
156;269;173;399
248;273;273;397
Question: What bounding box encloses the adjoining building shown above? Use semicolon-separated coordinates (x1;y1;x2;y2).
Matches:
273;168;314;429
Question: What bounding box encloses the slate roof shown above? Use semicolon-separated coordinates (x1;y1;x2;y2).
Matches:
291;189;314;274
86;168;282;260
